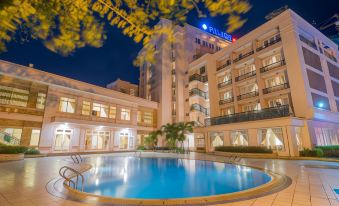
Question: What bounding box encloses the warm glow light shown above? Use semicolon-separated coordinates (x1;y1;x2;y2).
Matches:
232;37;237;42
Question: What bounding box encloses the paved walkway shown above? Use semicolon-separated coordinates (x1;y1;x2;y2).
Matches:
0;152;338;206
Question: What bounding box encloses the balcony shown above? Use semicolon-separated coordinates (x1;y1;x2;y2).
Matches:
205;105;290;126
189;73;208;83
256;36;281;52
218;79;232;89
263;83;290;94
235;71;256;82
219;97;234;105
189;88;208;99
324;51;338;63
233;50;254;63
190;103;209;115
216;60;231;71
260;60;286;73
237;91;259;101
299;35;317;50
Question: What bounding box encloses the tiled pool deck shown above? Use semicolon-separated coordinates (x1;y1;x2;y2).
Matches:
0;152;338;206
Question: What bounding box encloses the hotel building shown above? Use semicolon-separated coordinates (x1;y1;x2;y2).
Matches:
138;18;231;126
0;61;158;153
106;78;139;96
187;9;339;156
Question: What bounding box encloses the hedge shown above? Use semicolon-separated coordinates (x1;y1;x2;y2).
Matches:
25;148;41;155
215;146;273;154
0;144;28;154
315;145;339;157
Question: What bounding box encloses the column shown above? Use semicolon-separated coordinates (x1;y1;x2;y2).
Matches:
248;129;258;146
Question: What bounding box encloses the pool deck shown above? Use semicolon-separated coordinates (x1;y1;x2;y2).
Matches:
0;152;339;206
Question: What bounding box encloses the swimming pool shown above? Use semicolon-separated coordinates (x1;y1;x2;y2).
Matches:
79;156;272;199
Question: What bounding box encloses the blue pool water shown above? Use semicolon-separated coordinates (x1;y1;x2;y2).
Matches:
81;156;271;199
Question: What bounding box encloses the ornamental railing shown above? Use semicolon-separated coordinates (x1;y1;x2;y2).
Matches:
189;73;208;83
263;83;290;94
190;103;209;115
205;105;290;126
256;36;281;52
260;60;286;73
235;71;256;82
218;79;232;88
219;97;234;105
233;50;254;63
189;88;208;99
216;60;231;71
237;91;259;101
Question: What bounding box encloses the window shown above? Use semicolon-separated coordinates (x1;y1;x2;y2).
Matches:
258;128;284;151
221;107;234;116
268;97;289;107
121;108;130;120
263;53;282;67
242;103;261;112
109;106;116;119
144;112;153;124
82;101;91;115
230;130;248;146
30;129;40;146
54;129;72;151
302;47;322;71
265;75;286;87
209;132;224;147
0;128;22;145
59;97;76;113
239;64;256;75
218;73;231;83
36;93;46;109
92;103;109;118
220;90;232;100
0;85;29;107
85;130;110;150
315;128;339;146
239;84;258;94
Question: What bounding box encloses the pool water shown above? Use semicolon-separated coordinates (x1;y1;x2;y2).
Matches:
80;156;271;199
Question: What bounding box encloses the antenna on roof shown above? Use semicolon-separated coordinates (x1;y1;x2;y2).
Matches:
265;6;289;21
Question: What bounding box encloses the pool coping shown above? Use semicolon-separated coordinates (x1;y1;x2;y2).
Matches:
46;155;292;206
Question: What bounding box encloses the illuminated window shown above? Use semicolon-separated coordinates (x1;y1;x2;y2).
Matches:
0;128;22;145
92;103;108;118
210;132;224;147
258;128;284;151
144;112;153;124
30;129;40;146
82;101;91;115
109;106;116;119
0;85;29;107
121;108;130;120
36;93;46;109
59;97;76;113
230;130;248;146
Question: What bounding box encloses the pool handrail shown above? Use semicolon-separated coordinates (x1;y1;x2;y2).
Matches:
59;165;85;191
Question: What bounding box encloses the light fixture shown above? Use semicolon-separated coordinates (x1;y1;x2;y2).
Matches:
318;102;324;108
202;24;208;30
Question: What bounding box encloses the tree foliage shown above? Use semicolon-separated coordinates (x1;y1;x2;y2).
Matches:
0;0;251;64
160;122;194;149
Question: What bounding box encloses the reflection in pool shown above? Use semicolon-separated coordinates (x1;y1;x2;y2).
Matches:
80;156;271;199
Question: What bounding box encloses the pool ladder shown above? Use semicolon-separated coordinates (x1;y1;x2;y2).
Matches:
59;154;86;191
225;154;241;164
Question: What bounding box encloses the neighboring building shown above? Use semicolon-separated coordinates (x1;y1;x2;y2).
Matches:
138;19;231;127
186;9;339;156
0;60;158;153
318;14;339;46
106;78;139;96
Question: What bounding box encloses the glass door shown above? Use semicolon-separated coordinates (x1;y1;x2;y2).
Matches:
85;130;110;150
119;132;129;149
54;129;72;151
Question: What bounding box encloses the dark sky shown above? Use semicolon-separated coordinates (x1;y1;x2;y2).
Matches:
0;0;338;87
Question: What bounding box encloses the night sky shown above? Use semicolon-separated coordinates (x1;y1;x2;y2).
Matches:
0;0;338;87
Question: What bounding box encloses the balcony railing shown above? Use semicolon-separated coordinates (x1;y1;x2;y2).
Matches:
218;79;232;88
189;88;208;99
190;103;209;115
299;35;317;50
256;36;281;52
233;50;254;63
237;91;259;101
205;105;290;126
260;60;286;73
263;83;290;94
219;97;234;105
216;60;231;71
235;71;256;82
189;73;208;83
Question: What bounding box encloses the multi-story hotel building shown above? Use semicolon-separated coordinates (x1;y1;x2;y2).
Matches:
139;18;231;126
187;9;339;156
0;61;158;153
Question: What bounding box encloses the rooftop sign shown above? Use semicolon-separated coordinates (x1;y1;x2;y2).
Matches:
201;24;232;42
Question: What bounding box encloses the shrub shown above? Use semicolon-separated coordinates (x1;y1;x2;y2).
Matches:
215;146;273;154
0;144;28;154
136;145;146;151
300;148;324;157
154;146;171;151
25;148;41;155
316;145;339;157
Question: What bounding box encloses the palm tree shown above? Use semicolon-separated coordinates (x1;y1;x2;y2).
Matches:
160;122;194;152
176;122;194;151
144;130;161;150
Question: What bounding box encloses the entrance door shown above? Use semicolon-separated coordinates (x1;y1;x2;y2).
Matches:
85;130;110;150
54;129;72;151
119;132;129;149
